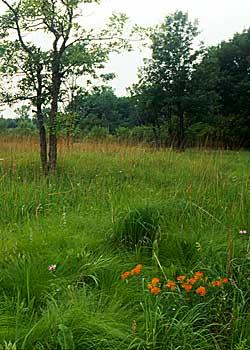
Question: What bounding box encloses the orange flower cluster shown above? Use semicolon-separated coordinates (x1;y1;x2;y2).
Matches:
121;271;130;280
181;283;193;293
165;280;176;291
121;264;142;280
151;277;160;285
194;271;204;280
120;266;229;299
176;275;186;281
188;277;197;285
196;286;206;296
150;286;161;295
148;277;161;295
211;277;229;287
176;271;203;286
176;271;206;296
131;264;143;276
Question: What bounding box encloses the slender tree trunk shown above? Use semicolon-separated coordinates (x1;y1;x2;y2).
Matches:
36;66;48;174
48;59;61;172
37;107;48;174
48;118;57;172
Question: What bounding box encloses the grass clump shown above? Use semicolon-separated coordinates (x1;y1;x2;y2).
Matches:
114;206;164;249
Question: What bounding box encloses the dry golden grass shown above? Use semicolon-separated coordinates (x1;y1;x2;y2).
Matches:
0;135;152;158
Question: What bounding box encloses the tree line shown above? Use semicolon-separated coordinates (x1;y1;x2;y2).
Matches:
129;11;250;150
0;3;249;173
69;13;250;150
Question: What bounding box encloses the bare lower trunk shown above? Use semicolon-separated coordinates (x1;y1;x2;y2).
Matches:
38;114;48;174
48;132;57;172
48;61;60;172
36;67;48;174
48;105;57;172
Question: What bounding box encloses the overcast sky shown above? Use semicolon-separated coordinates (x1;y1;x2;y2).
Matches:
0;0;250;117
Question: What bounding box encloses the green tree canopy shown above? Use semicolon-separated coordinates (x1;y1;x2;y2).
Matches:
131;10;202;149
67;86;137;133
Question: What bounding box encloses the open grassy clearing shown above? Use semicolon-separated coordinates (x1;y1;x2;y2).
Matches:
0;137;249;349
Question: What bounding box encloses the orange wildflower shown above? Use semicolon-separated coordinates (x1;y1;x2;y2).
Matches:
196;286;206;296
150;286;161;295
147;283;153;290
181;283;193;293
222;278;229;283
151;277;160;286
165;280;176;290
188;277;197;285
194;271;203;280
121;271;130;280
212;280;222;287
176;275;186;281
131;264;142;276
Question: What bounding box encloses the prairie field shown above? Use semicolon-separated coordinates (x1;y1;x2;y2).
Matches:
0;136;249;350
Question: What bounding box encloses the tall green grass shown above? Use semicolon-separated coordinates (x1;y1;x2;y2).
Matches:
0;138;249;349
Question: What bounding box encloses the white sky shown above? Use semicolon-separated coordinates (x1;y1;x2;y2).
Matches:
0;0;250;117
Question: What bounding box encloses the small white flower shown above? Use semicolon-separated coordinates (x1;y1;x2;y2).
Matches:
48;264;56;271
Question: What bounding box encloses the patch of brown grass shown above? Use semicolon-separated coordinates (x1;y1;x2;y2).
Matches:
0;135;153;160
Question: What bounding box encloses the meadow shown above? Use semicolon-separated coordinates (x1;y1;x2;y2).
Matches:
0;136;249;350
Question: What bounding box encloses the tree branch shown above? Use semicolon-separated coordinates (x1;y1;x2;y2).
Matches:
1;0;33;56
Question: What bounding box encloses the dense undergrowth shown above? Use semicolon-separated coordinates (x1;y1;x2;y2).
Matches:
0;138;249;349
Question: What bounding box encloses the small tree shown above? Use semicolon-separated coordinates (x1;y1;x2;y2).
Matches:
0;0;132;172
